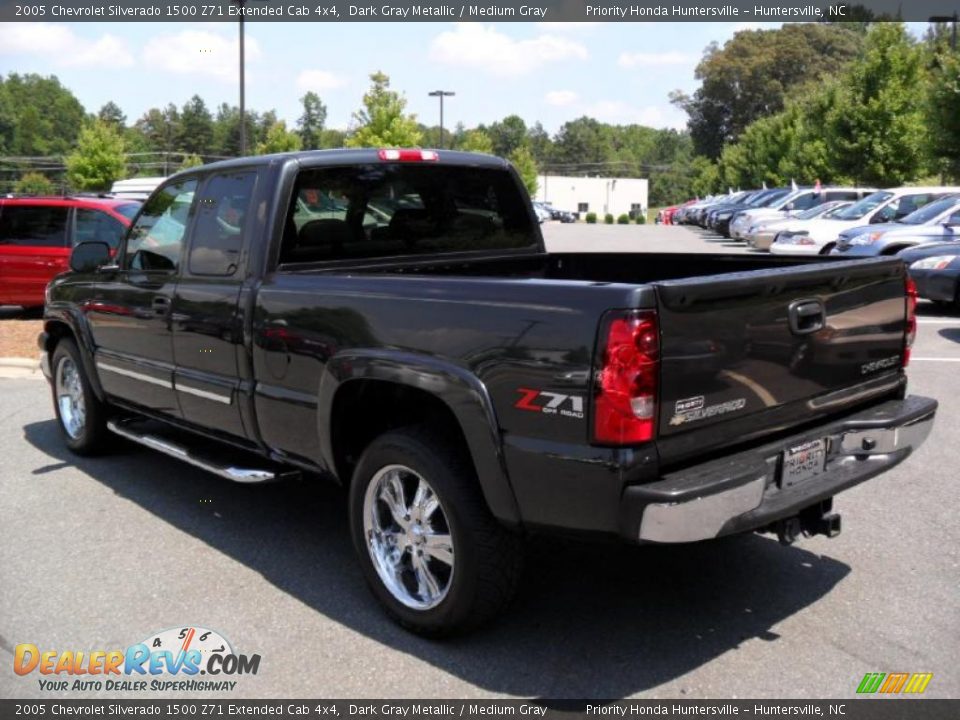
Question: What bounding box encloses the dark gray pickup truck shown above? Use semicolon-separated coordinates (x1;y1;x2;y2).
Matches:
40;149;936;634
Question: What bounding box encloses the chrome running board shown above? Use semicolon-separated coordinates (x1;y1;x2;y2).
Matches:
107;418;298;483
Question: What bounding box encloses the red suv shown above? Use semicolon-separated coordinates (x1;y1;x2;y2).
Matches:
0;196;140;309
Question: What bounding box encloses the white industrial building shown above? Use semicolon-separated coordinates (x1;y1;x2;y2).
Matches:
536;175;649;220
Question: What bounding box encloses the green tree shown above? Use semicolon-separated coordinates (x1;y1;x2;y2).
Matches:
318;128;346;148
927;50;960;181
824;23;927;185
97;101;126;129
178;95;214;156
211;103;259;157
458;129;494;154
65;121;126;191
14;171;55;195
179;153;204;170
346;71;422;148
672;24;863;158
509;145;538;196
256;120;303;154
550;117;615;169
485;115;528;157
0;73;86;155
526;122;553;164
297;91;327;149
689;156;721;198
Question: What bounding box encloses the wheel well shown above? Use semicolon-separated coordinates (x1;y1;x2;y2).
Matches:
42;320;74;353
881;245;907;256
330;379;473;485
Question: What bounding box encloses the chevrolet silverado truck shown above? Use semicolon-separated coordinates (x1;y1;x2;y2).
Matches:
39;149;936;635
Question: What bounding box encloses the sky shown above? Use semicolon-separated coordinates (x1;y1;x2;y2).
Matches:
0;20;792;135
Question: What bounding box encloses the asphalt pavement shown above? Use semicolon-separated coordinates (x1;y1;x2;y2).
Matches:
1;224;957;700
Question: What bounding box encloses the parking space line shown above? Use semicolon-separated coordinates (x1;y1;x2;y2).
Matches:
917;319;959;324
909;357;960;362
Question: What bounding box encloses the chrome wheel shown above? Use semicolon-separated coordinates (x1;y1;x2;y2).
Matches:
55;355;86;440
362;464;455;610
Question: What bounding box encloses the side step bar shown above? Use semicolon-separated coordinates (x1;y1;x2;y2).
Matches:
107;419;299;484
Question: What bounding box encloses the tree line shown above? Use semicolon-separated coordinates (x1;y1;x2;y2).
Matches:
4;20;958;207
0;69;694;206
675;21;960;197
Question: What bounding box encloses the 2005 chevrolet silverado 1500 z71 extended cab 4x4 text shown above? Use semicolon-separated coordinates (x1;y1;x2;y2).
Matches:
39;149;936;635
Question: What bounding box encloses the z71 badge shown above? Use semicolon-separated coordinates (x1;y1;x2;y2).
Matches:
515;388;585;419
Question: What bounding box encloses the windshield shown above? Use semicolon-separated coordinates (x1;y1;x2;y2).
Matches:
756;189;791;207
898;196;960;225
795;202;840;220
833;191;894;220
115;203;142;221
821;202;852;219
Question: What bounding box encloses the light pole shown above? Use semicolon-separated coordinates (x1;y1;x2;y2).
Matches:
428;90;455;149
235;0;247;155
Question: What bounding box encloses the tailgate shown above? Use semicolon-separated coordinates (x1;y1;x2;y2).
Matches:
654;258;907;463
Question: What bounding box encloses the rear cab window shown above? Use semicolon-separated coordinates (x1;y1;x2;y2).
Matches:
279;163;537;265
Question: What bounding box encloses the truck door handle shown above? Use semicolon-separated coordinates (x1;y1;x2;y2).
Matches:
152;297;170;315
788;299;825;335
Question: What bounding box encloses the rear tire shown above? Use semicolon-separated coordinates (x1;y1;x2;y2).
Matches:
50;338;110;455
348;427;523;636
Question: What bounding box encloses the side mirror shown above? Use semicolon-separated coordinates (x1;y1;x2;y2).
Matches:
69;241;111;273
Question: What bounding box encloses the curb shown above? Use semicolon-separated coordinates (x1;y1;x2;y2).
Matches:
0;356;43;379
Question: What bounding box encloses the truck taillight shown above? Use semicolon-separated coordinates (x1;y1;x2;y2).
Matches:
904;275;918;367
378;149;439;162
593;310;660;444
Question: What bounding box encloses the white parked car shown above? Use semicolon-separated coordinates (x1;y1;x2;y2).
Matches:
109;176;166;201
769;187;960;255
745;201;852;251
729;186;874;240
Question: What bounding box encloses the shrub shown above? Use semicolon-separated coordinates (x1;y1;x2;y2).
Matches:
617;213;630;224
14;172;55;196
585;212;597;224
636;213;647;224
604;213;615;224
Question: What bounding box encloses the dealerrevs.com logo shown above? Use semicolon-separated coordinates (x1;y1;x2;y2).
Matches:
14;626;260;693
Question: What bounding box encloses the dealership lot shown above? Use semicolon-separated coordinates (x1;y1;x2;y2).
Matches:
1;224;957;699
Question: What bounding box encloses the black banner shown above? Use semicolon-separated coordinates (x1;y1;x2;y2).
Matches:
0;0;958;23
1;700;959;720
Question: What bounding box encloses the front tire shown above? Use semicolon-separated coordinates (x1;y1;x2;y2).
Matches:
348;427;522;636
50;338;110;455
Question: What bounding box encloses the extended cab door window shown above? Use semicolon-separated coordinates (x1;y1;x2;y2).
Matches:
188;171;257;276
124;180;198;272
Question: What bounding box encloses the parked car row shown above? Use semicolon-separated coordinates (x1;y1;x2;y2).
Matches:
671;184;960;310
532;201;576;223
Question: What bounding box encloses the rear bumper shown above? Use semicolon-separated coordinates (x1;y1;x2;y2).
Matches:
618;395;936;543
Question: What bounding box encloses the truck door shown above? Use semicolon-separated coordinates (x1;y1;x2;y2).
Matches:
87;178;198;416
171;169;259;439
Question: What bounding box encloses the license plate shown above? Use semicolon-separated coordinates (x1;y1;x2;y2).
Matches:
780;438;827;488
